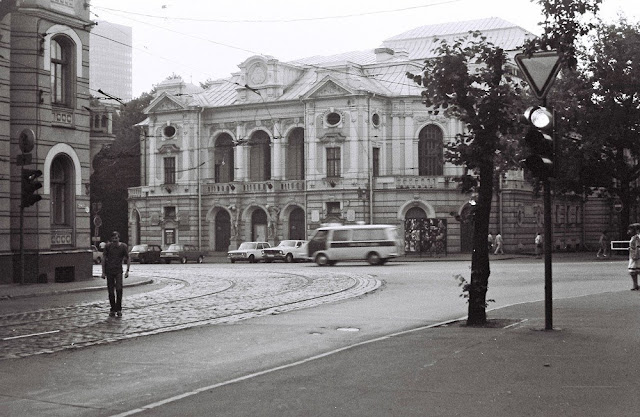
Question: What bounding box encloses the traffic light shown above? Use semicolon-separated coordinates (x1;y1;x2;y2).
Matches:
522;106;555;179
21;169;43;208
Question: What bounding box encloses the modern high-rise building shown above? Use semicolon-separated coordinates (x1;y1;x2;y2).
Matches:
89;20;132;103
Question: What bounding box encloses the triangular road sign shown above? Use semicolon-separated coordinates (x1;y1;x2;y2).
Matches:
515;51;562;99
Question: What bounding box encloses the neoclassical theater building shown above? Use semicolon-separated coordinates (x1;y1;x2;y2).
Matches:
128;17;610;255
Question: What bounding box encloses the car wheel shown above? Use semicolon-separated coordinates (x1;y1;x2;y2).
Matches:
367;252;382;265
285;253;294;263
230;259;235;263
197;256;204;263
181;257;187;264
315;253;329;266
164;259;171;264
248;254;256;263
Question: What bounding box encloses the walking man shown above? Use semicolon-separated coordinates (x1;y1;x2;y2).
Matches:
596;231;610;258
535;232;543;258
494;232;504;255
102;231;130;317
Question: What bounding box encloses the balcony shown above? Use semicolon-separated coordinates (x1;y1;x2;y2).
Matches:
201;179;306;195
377;176;456;190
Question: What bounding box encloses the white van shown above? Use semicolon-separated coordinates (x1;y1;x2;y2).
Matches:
307;224;403;266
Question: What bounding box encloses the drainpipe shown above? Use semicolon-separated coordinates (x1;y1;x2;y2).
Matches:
367;93;374;224
197;107;204;251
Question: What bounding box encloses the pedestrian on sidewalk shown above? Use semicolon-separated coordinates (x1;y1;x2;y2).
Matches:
628;224;640;291
596;231;610;258
494;232;504;255
487;232;494;252
102;231;130;317
534;232;542;258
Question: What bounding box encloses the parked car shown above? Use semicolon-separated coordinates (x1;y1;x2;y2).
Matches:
129;244;162;264
227;242;271;263
263;240;309;263
91;245;102;264
160;244;205;264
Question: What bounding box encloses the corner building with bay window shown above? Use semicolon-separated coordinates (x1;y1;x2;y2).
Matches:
129;18;611;255
0;1;94;283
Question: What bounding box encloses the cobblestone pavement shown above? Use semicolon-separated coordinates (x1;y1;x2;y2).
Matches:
0;267;381;360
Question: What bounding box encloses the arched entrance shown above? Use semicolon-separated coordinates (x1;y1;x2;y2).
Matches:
215;210;231;251
252;209;268;241
289;207;305;240
404;207;447;256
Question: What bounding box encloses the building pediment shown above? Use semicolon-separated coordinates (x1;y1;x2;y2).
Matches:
145;93;189;114
303;77;354;100
158;143;181;154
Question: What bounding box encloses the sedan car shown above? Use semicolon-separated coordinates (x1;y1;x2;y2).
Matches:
263;240;309;263
227;241;271;263
160;244;205;264
129;244;162;264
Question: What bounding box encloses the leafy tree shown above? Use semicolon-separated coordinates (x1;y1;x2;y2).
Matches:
525;0;603;70
408;34;526;325
554;18;640;237
408;0;603;325
90;92;153;244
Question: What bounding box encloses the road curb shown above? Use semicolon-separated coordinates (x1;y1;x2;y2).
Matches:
0;279;155;301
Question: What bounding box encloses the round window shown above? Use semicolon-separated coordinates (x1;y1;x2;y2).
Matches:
163;125;176;138
326;112;341;127
371;113;380;127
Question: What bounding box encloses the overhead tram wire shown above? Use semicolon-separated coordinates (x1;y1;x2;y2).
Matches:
88;5;439;93
92;0;462;24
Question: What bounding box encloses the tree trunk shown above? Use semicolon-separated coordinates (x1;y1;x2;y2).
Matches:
467;161;493;325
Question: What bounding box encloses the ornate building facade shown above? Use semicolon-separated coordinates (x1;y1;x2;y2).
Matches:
0;0;93;283
128;18;611;255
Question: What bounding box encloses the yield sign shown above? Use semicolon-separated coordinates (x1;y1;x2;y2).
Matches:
514;51;562;99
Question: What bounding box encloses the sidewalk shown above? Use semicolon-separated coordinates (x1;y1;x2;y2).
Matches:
0;270;152;300
184;290;640;417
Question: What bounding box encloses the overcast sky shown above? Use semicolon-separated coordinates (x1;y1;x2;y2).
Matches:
89;0;639;98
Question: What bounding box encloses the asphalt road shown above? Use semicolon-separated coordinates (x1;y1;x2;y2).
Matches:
0;257;626;416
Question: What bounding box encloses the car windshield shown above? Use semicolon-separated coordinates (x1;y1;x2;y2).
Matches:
278;240;297;247
238;242;257;250
131;245;147;251
166;244;181;251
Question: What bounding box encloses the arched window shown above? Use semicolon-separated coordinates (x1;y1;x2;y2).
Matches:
214;133;234;183
50;36;75;106
50;155;74;226
249;131;271;181
418;125;444;176
286;128;304;180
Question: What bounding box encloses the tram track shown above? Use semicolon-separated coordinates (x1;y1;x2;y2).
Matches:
0;269;382;360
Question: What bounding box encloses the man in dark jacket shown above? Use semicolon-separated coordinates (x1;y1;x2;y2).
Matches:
101;231;130;317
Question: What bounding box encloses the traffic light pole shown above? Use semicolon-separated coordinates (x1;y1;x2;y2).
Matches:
19;205;24;285
543;177;553;330
543;103;554;331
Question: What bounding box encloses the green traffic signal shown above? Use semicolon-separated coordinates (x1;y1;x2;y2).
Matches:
21;169;43;208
